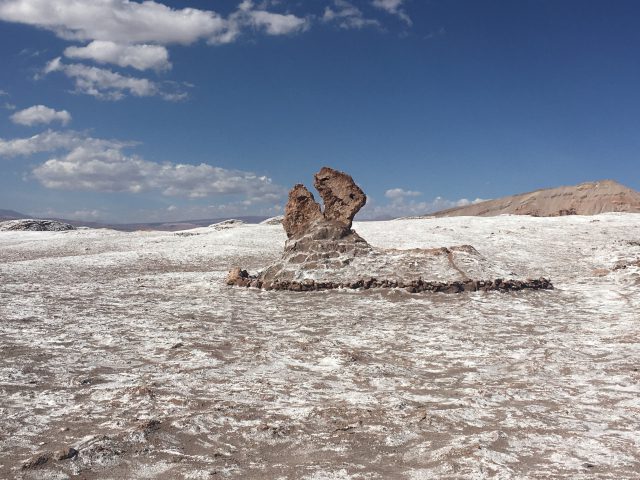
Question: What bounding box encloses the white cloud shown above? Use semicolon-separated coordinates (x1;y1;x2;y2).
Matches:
323;0;381;29
453;197;487;207
236;0;309;36
0;127;285;202
64;41;171;71
372;0;412;25
0;130;286;203
32;145;285;201
0;130;133;158
10;105;72;126
360;193;487;219
0;0;308;50
244;9;309;35
384;187;421;201
4;103;17;110
43;57;185;101
0;1;310;96
0;0;230;45
0;90;8;96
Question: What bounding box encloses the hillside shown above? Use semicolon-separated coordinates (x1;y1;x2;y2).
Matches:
431;180;640;217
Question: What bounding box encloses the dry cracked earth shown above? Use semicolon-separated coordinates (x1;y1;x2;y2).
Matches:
1;214;639;479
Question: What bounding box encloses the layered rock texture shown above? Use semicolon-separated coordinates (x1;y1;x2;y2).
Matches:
227;167;553;293
430;180;640;217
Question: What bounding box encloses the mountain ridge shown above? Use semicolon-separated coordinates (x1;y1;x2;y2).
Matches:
429;180;640;218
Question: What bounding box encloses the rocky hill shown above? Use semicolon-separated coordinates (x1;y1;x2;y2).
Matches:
0;219;76;231
431;180;640;217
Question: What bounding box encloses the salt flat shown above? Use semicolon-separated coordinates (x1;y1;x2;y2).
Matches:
1;214;639;479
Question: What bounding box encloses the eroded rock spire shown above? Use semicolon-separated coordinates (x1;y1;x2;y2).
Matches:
282;166;367;239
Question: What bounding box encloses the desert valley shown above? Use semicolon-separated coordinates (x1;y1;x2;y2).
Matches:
2;2;640;478
1;172;640;479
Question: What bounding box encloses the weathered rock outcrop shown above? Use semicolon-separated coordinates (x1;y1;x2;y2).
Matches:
281;167;366;239
261;167;373;288
227;167;553;294
0;219;76;232
282;184;324;239
313;167;366;228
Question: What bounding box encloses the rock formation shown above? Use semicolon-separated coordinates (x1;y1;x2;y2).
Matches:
313;166;366;228
0;219;76;232
227;167;553;294
281;167;366;238
281;184;324;239
260;167;372;288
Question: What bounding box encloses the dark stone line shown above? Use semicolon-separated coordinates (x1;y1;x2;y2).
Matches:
226;270;554;294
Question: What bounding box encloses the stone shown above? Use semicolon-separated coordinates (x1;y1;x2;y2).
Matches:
0;219;76;232
313;166;366;228
22;452;51;469
226;267;250;287
55;447;78;461
282;184;323;239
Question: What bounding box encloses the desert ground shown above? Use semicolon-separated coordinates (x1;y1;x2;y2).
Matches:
1;214;639;479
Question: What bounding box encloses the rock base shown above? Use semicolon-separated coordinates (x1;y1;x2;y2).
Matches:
226;268;553;294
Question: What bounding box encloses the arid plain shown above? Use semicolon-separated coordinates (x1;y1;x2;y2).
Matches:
1;214;640;479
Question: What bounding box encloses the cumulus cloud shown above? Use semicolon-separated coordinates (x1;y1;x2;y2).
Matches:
0;0;311;96
0;127;285;202
2;129;284;205
0;130;133;158
0;0;309;51
360;190;486;219
372;0;412;25
235;0;309;36
33;145;284;201
244;9;308;35
10;105;72;126
0;0;230;45
384;187;421;201
0;89;8;96
453;197;487;208
323;0;381;29
64;41;171;71
43;57;185;101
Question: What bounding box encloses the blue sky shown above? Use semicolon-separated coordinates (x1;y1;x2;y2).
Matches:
1;0;639;222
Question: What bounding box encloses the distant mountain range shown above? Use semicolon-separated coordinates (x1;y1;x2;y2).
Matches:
4;180;640;229
429;180;640;218
0;209;269;231
0;209;28;220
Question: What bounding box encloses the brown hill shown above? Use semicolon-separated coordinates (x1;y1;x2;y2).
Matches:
431;180;640;217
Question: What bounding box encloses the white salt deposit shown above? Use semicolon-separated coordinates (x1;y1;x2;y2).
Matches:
1;213;639;478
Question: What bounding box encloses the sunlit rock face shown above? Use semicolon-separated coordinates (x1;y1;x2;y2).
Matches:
265;167;373;287
227;167;553;293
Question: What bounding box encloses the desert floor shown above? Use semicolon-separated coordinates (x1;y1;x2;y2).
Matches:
1;214;639;479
